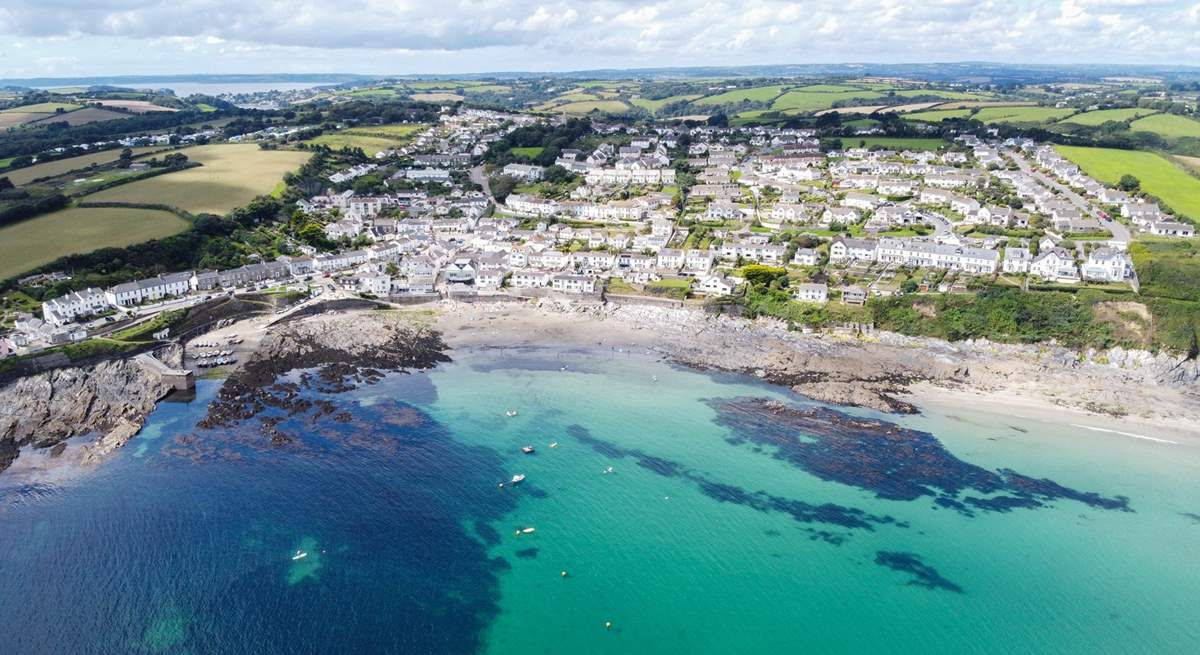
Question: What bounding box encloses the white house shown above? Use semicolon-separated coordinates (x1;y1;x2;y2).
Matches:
792;283;828;304
1081;248;1131;283
1030;248;1080;283
551;274;597;294
502;163;545;181
105;272;193;307
1150;221;1195;238
42;288;108;326
695;274;735;296
792;248;819;266
829;237;878;263
1002;247;1033;274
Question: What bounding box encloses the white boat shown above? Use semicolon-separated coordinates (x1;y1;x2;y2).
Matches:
521;527;536;534
549;442;558;448
522;446;535;454
291;550;308;561
511;474;526;484
505;410;518;417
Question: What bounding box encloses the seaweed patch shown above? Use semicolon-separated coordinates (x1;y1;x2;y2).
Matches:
706;398;1131;515
874;551;963;593
566;424;897;538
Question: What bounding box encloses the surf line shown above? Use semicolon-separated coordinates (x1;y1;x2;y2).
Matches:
1070;424;1178;445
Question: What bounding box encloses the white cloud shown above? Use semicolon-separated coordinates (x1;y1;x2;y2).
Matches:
0;0;1194;76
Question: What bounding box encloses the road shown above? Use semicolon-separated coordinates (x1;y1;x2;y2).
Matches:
1008;150;1131;244
469;165;493;198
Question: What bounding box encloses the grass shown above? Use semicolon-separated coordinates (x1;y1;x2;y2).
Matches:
630;94;703;113
893;89;989;100
0;207;190;280
1129;239;1200;302
87;144;311;215
1057;145;1200;222
770;90;884;113
29;107;127;127
846;137;947;150
695;85;787;105
544;100;629;114
792;84;864;93
1;102;81;113
410;92;463;102
974;106;1074;124
1059;108;1155;126
1129;114;1200;138
302;124;423;156
903;109;971;123
3;147;165;185
510;147;545;159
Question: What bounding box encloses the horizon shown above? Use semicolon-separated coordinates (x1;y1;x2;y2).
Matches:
4;59;1200;87
3;1;1200;78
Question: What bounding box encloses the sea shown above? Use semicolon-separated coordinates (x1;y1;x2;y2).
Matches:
1;346;1197;654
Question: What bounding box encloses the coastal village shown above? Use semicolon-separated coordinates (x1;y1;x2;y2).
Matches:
3;105;1195;361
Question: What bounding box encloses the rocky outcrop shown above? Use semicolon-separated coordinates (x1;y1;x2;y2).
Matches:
0;356;172;473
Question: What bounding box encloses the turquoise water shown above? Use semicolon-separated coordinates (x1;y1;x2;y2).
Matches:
1;346;1198;654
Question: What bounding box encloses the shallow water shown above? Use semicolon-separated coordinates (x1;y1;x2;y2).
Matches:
1;347;1197;654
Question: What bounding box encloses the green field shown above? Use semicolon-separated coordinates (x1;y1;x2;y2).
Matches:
3;147;166;186
631;94;703;113
0;207;190;280
848;137;947;150
303;124;424;155
1129;114;1200;138
903;109;972;123
510;147;545;159
791;84;864;93
974;106;1074;124
695;85;787;105
544;100;629;114
1057;145;1200;222
894;89;989;100
467;85;511;94
1060;108;1155;126
771;90;884;113
1;102;81;114
87;144;311;215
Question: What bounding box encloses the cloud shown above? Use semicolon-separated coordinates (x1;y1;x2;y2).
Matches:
0;0;1195;75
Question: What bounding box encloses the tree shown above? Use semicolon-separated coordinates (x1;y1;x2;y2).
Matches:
742;265;787;287
1118;174;1141;192
490;174;518;202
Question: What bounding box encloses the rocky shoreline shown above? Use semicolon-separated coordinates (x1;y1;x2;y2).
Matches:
3;296;1198;474
0;346;180;474
433;298;1200;434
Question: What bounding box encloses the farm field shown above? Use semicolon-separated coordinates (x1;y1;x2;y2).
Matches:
694;85;787;105
1057;145;1200;222
87;144;311;215
903;109;971;122
94;99;178;113
30;107;127;127
1059;108;1154;126
631;94;703;113
2;102;81;114
894;89;990;100
850;137;948;150
1175;155;1200;172
543;100;629;114
0;112;46;129
0;207;190;281
974;106;1074;124
302;124;424;155
4;147;167;186
467;85;511;93
410;92;463;102
771;89;884;113
1129;114;1200;138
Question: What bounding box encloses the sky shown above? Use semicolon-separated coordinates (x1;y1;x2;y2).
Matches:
2;0;1200;79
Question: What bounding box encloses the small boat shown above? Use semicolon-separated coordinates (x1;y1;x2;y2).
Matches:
548;442;558;448
602;466;614;474
652;375;658;382
522;446;535;454
505;410;518;417
521;527;536;534
511;474;526;484
291;550;308;561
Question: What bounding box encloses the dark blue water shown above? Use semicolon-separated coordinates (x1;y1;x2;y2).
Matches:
0;376;516;654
